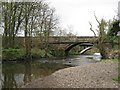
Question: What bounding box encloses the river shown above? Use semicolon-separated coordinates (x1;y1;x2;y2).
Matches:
1;54;101;88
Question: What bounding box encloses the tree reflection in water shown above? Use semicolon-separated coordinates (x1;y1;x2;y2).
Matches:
2;60;71;88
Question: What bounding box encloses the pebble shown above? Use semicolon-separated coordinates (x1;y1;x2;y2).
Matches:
22;61;119;88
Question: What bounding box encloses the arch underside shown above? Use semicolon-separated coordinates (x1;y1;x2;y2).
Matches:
79;47;92;54
65;42;93;55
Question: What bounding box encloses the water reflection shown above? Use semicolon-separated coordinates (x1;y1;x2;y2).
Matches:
24;62;32;84
2;61;71;88
2;54;101;88
14;74;24;87
0;64;2;89
63;55;101;66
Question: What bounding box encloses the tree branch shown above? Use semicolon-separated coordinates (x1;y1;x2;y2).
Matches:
94;11;100;25
89;22;97;37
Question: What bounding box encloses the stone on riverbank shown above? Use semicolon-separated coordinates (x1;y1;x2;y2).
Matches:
22;60;118;88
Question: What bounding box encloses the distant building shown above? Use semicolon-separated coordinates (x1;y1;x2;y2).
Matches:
118;1;120;20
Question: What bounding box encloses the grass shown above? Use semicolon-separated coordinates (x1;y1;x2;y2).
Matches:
99;59;120;83
112;75;120;83
110;59;120;83
112;59;119;63
100;59;119;63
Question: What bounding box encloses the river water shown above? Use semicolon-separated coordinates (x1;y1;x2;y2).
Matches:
1;54;101;88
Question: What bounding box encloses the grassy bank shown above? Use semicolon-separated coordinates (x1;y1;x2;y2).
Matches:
101;59;120;83
112;59;120;83
2;48;25;61
2;48;65;61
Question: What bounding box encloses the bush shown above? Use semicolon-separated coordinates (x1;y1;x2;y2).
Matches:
2;48;25;60
50;49;65;57
31;48;46;58
109;50;120;59
31;48;53;58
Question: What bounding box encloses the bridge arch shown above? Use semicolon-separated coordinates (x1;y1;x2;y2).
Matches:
65;42;93;55
79;47;92;54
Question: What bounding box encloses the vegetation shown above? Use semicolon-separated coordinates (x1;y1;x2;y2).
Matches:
1;1;76;60
112;59;120;83
1;1;59;59
100;59;120;83
1;1;120;89
89;12;120;59
112;75;120;83
2;48;25;60
107;20;120;59
1;2;120;60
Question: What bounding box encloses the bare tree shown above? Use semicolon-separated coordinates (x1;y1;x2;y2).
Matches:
90;12;108;59
89;22;97;37
2;2;25;48
2;1;60;58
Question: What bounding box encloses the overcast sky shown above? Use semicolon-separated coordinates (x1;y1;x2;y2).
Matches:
47;0;119;36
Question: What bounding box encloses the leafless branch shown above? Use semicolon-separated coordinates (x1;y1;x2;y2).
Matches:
89;22;97;37
94;11;100;25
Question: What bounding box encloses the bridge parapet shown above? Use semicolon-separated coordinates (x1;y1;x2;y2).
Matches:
15;36;98;47
76;36;97;42
48;36;97;43
48;36;78;42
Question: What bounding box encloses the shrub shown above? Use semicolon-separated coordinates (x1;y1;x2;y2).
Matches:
31;48;53;58
2;48;25;60
50;49;65;57
109;50;120;59
31;48;46;58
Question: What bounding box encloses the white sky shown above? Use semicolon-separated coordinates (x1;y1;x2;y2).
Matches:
47;0;120;36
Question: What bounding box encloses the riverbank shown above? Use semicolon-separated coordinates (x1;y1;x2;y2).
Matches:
22;60;119;88
2;48;66;62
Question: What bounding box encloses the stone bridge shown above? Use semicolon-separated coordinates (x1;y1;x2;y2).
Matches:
47;36;97;43
35;36;97;55
17;36;98;55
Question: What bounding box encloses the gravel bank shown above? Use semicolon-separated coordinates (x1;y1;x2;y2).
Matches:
22;60;118;88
